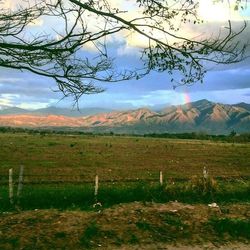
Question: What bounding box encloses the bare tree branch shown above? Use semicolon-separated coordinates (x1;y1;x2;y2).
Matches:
0;0;248;103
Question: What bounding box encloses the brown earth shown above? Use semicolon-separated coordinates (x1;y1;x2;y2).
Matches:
0;202;249;250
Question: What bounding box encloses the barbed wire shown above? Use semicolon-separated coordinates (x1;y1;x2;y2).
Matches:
0;175;249;186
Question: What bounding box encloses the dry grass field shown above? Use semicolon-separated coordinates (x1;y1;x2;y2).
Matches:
0;133;249;183
0;132;249;249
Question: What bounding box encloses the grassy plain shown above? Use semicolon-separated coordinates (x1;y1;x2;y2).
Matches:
0;132;249;210
0;132;249;183
0;132;249;249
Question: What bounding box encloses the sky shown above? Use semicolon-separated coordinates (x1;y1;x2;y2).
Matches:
0;0;250;110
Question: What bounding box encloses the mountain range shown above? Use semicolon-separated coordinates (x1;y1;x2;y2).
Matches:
0;106;113;116
0;100;249;134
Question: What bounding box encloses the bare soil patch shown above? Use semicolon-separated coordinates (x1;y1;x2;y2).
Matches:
0;202;249;249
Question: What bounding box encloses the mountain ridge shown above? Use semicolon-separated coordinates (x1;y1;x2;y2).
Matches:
0;100;249;134
0;106;114;116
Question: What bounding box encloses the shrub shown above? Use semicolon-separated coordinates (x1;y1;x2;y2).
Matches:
209;218;250;239
186;176;218;197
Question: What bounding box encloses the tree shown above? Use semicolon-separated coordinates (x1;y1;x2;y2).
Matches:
230;130;237;137
0;0;248;102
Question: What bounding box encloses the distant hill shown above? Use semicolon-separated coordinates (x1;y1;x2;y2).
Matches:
0;100;249;134
30;107;114;117
234;102;250;112
0;107;28;115
0;106;113;117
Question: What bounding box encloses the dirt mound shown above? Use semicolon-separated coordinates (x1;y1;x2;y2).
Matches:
0;202;249;249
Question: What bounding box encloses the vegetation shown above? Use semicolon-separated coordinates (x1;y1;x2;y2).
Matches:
0;126;250;142
0;132;249;212
0;132;249;248
208;217;250;240
144;132;250;143
0;179;249;212
80;221;102;248
0;200;249;249
0;132;250;184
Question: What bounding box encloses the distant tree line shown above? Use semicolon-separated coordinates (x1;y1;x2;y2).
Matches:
143;132;250;143
0;126;249;143
0;126;102;136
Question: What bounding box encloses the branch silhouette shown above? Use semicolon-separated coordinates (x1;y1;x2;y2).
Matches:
0;0;248;103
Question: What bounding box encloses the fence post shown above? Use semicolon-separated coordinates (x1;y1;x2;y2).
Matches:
17;165;24;202
203;166;208;192
9;168;14;205
94;175;99;197
160;171;163;186
203;166;208;179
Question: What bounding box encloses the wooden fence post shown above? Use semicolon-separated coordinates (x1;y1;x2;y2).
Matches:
94;175;99;197
9;168;14;204
160;171;163;186
203;167;208;179
17;165;24;201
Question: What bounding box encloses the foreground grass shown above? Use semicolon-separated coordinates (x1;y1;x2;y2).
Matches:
1;179;249;211
0;201;249;249
209;218;250;240
0;133;249;249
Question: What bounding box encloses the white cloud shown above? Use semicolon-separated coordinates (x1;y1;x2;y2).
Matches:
117;90;185;107
225;68;250;75
201;88;250;104
0;98;12;106
114;86;250;108
27;18;44;27
0;93;20;106
1;0;12;9
113;0;250;56
18;101;52;110
0;77;24;83
199;0;250;22
0;92;58;109
117;44;140;56
3;1;249;52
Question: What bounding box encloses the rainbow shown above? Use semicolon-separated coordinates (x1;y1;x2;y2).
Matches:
182;92;191;105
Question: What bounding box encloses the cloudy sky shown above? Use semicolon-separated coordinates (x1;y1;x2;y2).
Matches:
0;0;250;110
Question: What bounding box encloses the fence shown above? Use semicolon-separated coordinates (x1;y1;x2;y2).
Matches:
1;171;249;185
2;166;250;205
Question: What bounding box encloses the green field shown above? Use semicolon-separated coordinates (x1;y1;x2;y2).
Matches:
0;133;249;249
0;133;249;183
0;132;249;210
